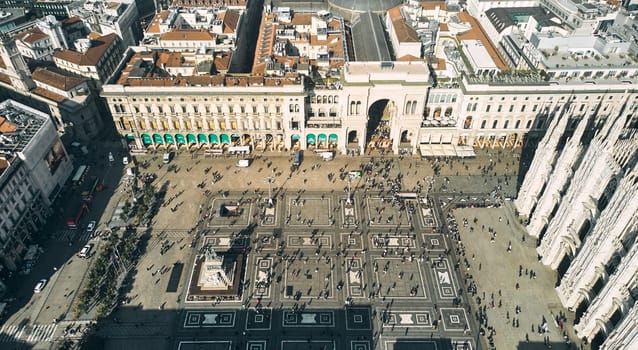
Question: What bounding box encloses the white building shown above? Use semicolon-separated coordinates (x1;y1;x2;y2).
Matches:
0;99;73;271
66;0;141;47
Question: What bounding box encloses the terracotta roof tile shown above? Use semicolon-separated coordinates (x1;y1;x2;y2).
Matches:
157;52;182;67
397;54;422;61
213;53;231;71
456;12;508;70
0;116;17;133
221;10;240;33
15;27;48;44
388;6;419;43
439;23;449;31
420;1;447;11
32;87;67;103
291;13;313;26
53;33;119;66
61;16;83;26
32;66;87;91
146;11;169;34
160;30;216;41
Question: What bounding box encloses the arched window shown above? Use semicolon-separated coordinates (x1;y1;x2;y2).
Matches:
322;96;327;104
356;101;361;115
328;96;333;103
411;101;417;114
405;101;412;114
350;101;356;115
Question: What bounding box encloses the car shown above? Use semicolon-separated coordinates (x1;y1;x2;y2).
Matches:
108;152;114;162
34;279;47;293
86;221;96;232
122;156;129;165
78;243;94;258
162;152;171;164
236;159;250;167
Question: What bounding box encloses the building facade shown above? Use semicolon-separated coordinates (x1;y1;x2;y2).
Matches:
0;99;73;271
516;89;638;347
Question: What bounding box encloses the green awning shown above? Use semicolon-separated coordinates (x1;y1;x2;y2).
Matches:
126;134;135;140
306;134;316;144
220;134;230;144
209;134;219;143
164;134;174;144
142;134;152;145
231;133;240;138
198;134;207;143
187;134;196;143
291;134;300;141
329;133;338;142
153;134;163;144
175;134;186;144
318;134;327;142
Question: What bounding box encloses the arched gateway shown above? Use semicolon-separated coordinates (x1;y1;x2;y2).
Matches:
338;62;429;154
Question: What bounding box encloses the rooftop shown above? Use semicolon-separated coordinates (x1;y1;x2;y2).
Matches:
113;50;302;88
0;100;47;157
159;30;216;41
171;0;246;8
387;5;419;43
14;27;48;44
456;12;508;71
485;7;563;34
53;33;119;66
31;66;87;91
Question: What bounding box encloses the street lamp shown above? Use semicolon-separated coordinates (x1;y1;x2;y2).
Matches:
265;176;274;207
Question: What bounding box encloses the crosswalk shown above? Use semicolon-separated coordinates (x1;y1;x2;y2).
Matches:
0;324;58;343
52;229;93;243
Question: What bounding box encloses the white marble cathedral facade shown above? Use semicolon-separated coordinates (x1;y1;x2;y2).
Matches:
516;88;638;346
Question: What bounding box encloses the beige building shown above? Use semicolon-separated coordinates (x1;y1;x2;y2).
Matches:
53;32;123;83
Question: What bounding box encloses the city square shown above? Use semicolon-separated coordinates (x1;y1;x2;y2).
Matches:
67;147;579;350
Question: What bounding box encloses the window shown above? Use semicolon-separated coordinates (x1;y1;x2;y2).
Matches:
526;120;532;129
521;105;526;112
503;120;509;129
497;105;502;112
464;116;472;129
515;120;521;128
492;120;498;129
532;105;538;112
509;105;514;112
486;105;491;112
481;120;486;129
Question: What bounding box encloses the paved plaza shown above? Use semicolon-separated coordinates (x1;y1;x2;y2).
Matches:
1;147;585;350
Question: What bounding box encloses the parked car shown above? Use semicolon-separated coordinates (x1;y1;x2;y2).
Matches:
78;243;94;258
86;221;96;232
33;279;47;293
